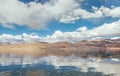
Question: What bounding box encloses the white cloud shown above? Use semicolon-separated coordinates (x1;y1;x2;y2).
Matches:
40;19;120;43
89;19;120;36
100;6;120;18
59;6;120;23
0;0;79;29
0;20;120;43
23;33;41;42
76;26;88;32
0;0;120;29
0;34;22;43
0;33;41;43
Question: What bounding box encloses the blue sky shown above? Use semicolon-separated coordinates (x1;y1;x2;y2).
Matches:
0;0;120;43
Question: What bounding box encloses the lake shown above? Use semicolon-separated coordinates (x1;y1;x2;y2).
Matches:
0;54;120;76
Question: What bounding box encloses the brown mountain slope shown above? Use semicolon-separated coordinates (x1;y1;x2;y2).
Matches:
0;39;120;58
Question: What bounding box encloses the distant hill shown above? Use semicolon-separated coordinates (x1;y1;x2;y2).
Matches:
0;38;120;58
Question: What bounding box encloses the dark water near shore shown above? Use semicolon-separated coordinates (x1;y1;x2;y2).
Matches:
0;70;104;76
0;64;104;76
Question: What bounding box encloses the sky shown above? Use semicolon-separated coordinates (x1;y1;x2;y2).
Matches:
0;0;120;43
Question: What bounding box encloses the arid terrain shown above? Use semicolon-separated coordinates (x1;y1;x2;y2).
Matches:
0;38;120;58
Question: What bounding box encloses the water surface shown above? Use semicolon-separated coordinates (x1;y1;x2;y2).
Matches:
0;54;120;76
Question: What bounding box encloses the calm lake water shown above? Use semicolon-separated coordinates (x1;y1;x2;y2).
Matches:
0;54;120;76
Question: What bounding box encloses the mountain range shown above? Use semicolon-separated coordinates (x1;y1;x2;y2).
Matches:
0;38;120;58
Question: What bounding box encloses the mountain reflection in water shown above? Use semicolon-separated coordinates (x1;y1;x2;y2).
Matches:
0;54;120;76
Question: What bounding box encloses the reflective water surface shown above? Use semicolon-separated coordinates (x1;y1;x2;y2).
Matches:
0;70;105;76
0;54;120;76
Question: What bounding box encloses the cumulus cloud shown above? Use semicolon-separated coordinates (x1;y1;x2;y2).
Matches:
41;19;120;43
59;6;120;23
0;34;22;43
22;33;41;42
0;33;41;43
100;6;120;17
0;0;120;29
76;26;88;32
0;0;79;29
0;20;120;43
